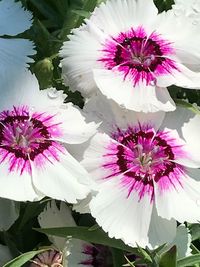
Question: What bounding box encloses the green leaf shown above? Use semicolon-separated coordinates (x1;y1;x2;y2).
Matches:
35;226;139;254
72;9;90;18
177;254;200;267
29;0;62;26
3;249;49;267
124;255;136;267
154;0;174;12
88;224;100;231
83;0;98;12
175;99;200;115
111;248;125;267
159;245;177;267
18;201;47;230
137;245;152;263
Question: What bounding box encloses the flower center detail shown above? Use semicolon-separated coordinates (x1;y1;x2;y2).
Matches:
0;114;51;160
0;106;64;174
100;26;177;85
80;244;112;267
102;125;185;200
30;250;63;267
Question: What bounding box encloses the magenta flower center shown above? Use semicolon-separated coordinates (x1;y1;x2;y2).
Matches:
80;244;112;266
103;125;185;200
0;113;51;160
100;26;177;85
0;106;64;174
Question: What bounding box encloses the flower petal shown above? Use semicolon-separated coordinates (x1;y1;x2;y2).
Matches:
60;27;100;96
0;0;32;36
161;106;200;167
0;38;35;82
171;224;192;259
156;63;200;88
55;103;98;144
154;171;200;223
39;200;76;250
0;160;42;201
84;92;166;133
93;69;175;112
90;0;158;35
148;205;176;248
90;179;153;247
0;71;65;111
32;149;91;203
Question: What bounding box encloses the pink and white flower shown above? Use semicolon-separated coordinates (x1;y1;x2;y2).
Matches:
76;94;200;247
0;70;97;202
0;0;35;77
60;0;200;112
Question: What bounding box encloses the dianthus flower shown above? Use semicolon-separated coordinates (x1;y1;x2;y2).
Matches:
60;0;200;112
0;71;97;202
77;94;200;247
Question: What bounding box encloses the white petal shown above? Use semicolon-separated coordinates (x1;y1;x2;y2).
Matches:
73;193;93;214
148;205;176;249
90;179;153;247
81;133;115;185
90;0;158;35
0;245;12;266
55;103;98;144
170;64;200;89
32;150;91;203
0;71;65;111
38;200;76;250
84;92;166;133
0;198;19;230
154;172;200;223
0;0;32;35
0;38;35;81
0;160;42;201
93;69;175;112
161;106;200;167
60;27;100;96
0;70;39;111
65;239;92;267
170;224;192;259
156;10;200;61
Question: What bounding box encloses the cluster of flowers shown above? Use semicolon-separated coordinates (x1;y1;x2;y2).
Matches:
1;0;200;266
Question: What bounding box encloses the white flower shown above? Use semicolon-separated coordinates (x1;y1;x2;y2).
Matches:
0;70;97;202
37;200;111;267
75;94;200;248
60;0;200;112
0;0;35;78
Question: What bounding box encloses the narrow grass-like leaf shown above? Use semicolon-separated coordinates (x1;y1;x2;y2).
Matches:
177;254;200;267
3;249;49;267
175;99;200;115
